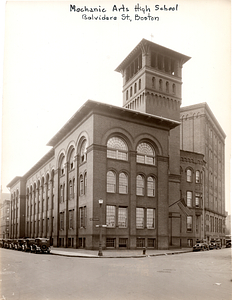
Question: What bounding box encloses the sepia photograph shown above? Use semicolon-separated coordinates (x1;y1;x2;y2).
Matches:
0;0;231;299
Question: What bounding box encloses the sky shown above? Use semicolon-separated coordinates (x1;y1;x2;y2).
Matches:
0;0;231;212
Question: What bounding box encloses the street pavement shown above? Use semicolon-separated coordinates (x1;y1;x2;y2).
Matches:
50;246;193;258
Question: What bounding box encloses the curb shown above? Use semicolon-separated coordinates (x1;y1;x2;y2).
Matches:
50;249;193;258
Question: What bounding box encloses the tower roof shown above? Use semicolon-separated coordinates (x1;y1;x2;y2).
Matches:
115;38;191;73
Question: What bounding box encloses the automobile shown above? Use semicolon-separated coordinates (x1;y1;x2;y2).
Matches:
226;239;231;248
22;238;35;252
10;239;17;250
32;238;51;254
215;239;222;249
193;241;209;251
4;239;10;249
15;239;24;251
0;239;4;248
209;238;222;250
209;239;217;250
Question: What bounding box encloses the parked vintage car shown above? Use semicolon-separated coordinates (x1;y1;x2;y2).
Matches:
193;241;209;251
0;239;4;248
32;238;51;254
226;239;231;248
10;239;17;249
210;239;222;249
22;238;35;252
4;239;10;248
215;239;222;249
209;239;217;250
15;239;24;250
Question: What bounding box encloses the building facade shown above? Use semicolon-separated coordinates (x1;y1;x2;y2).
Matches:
0;199;10;239
7;39;226;249
180;103;226;242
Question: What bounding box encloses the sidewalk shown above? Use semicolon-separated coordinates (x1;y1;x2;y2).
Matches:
50;246;193;258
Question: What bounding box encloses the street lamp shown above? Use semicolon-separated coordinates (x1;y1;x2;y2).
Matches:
98;199;103;256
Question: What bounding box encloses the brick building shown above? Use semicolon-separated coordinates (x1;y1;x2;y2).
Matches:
0;193;10;238
7;39;226;249
180;103;226;242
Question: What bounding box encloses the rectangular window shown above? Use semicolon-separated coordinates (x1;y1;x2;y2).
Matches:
210;216;214;232
187;191;192;207
136;154;145;164
60;212;64;230
69;210;74;229
80;206;86;228
195;194;200;208
136;208;144;229
136;238;145;248
106;238;116;248
119;238;128;248
118;207;127;228
147;208;155;229
147;238;155;248
106;205;116;227
187;216;192;232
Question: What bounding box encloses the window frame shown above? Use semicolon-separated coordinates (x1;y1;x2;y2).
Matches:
107;171;116;193
107;137;128;161
136;142;155;165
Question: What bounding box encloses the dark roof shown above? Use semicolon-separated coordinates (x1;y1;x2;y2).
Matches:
47;99;180;147
115;38;191;73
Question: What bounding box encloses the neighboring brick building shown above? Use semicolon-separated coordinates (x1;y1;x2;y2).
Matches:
180;103;226;243
0;194;10;238
179;150;205;247
7;39;226;249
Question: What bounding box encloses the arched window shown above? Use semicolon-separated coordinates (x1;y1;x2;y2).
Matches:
69;149;75;170
196;171;200;183
130;86;132;97
126;90;128;100
187;169;192;182
136;142;155;165
60;185;63;203
159;79;162;91
69;180;72;199
80;140;87;163
60;156;65;176
84;172;87;194
136;175;144;196
80;175;84;196
152;77;155;88
139;79;141;90
166;81;169;93
147;176;155;197
172;83;176;94
73;178;75;199
107;171;116;193
119;172;128;194
107;137;128;161
134;83;137;94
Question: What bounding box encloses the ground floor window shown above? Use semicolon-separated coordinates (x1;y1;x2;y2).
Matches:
187;239;193;247
147;238;155;248
68;237;74;247
79;237;86;248
59;238;64;247
136;238;145;248
119;238;128;248
106;238;116;248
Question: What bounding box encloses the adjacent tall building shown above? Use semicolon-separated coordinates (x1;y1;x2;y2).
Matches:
6;39;226;249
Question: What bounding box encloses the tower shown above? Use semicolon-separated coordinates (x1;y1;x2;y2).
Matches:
116;39;190;246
